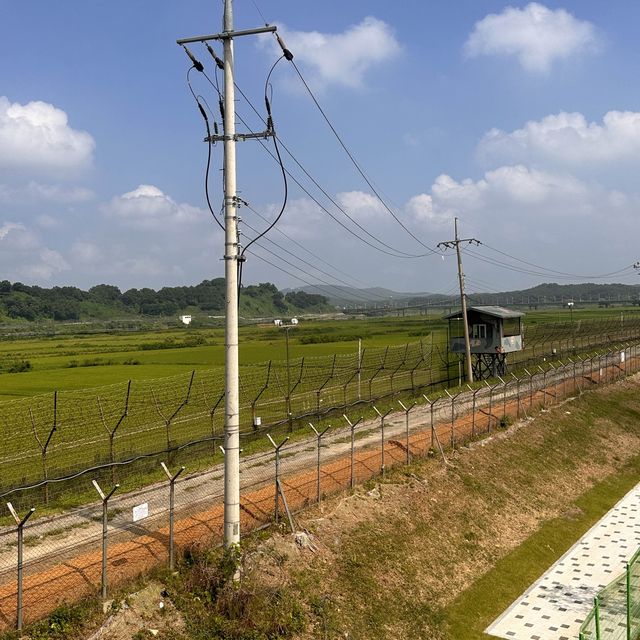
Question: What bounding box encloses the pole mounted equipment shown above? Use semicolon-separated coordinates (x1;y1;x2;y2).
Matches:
176;1;280;551
437;218;481;383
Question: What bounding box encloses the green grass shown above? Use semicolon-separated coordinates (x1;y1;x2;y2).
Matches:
444;454;640;639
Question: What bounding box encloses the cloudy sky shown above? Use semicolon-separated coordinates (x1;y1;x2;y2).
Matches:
2;1;640;296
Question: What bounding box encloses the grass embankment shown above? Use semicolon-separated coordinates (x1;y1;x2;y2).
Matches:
158;375;640;640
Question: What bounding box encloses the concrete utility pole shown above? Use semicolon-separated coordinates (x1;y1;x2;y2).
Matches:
177;1;277;550
438;218;480;384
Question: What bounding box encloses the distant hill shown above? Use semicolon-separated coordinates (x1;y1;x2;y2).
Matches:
0;279;333;323
285;285;434;306
289;282;640;308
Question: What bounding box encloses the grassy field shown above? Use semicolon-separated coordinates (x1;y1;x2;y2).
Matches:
0;316;441;399
1;306;638;400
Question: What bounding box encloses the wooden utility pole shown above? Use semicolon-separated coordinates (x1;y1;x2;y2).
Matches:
438;219;480;383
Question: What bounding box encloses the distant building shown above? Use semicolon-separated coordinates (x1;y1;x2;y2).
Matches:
290;317;299;325
179;315;192;326
274;319;283;326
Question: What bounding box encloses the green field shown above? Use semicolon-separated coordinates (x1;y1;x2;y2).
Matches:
1;306;638;400
0;316;439;399
0;305;638;516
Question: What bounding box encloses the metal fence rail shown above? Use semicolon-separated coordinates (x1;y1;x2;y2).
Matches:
580;545;640;640
0;343;637;630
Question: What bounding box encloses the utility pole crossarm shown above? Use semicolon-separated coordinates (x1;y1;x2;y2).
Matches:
176;25;277;45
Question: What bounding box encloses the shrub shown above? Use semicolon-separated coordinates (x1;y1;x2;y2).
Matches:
7;359;32;373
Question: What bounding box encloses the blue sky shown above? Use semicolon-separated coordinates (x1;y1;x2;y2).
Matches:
2;1;640;296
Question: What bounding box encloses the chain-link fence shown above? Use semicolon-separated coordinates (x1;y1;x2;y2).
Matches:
0;343;637;631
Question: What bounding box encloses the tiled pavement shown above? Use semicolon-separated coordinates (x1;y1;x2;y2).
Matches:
486;483;640;639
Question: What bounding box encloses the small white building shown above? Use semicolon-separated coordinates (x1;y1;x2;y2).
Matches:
290;317;299;325
179;314;192;326
274;319;283;326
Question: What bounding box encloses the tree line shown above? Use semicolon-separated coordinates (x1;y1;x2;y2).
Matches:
0;280;331;322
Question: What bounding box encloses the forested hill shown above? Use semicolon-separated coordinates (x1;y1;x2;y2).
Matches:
0;280;332;322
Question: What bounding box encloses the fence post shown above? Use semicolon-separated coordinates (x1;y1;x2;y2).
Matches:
510;373;521;420
267;434;289;524
485;381;494;432
308;423;330;503
497;376;507;421
523;368;533;407
373;406;392;476
444;390;461;447
7;503;35;633
626;561;631;640
251;361;271;430
160;462;185;571
343;415;363;489
398;400;417;464
92;480;119;601
423;394;437;450
466;384;477;437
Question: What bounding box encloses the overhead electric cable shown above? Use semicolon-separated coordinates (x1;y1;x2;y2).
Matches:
282;53;438;254
246;203;374;288
212;70;433;259
464;246;635;281
478;243;636;280
186;66;224;231
242;219;396;302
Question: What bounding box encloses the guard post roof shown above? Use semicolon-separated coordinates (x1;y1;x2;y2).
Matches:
443;305;525;320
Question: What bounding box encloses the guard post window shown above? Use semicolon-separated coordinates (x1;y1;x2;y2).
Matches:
472;324;487;340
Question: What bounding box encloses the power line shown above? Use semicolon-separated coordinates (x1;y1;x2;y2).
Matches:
285;54;439;255
463;246;636;281
194;66;427;259
241;221;386;303
241;216;400;302
479;242;635;280
245;203;374;288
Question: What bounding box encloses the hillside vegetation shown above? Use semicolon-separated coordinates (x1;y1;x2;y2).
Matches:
0;280;332;322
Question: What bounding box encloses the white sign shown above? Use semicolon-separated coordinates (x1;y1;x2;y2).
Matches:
132;502;149;522
621;350;626;363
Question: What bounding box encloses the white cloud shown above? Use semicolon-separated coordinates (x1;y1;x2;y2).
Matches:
0;221;69;280
336;190;386;218
465;3;598;73
405;193;450;228
103;184;202;229
479;111;640;167
268;197;325;240
430;165;591;216
0;181;94;204
264;17;401;89
0;97;94;172
70;241;103;264
36;214;58;228
0;221;25;240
